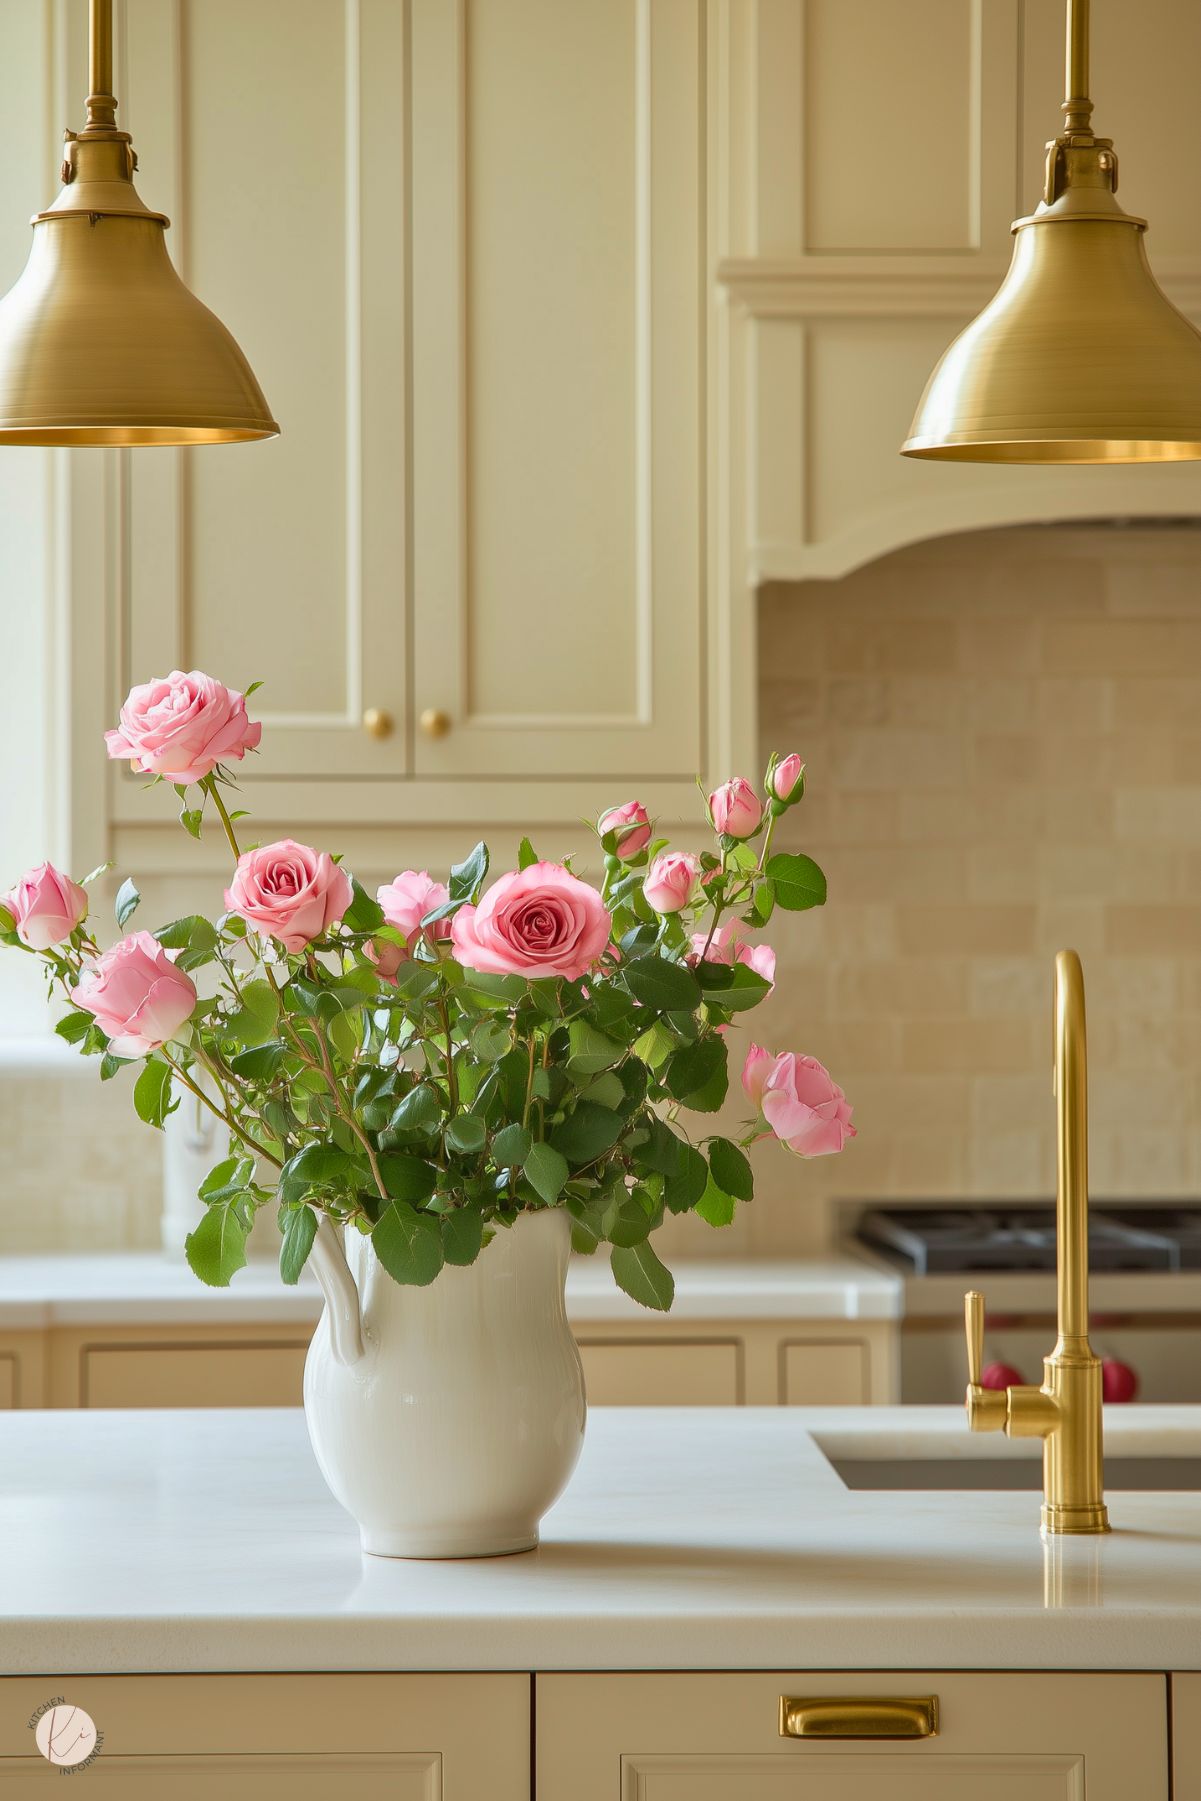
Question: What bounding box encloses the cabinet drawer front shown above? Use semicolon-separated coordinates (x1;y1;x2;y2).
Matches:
537;1671;1168;1801
781;1339;869;1406
0;1674;527;1799
577;1340;742;1406
81;1343;308;1408
0;1357;15;1409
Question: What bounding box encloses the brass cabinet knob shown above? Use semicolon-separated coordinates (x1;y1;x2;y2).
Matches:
362;707;394;739
420;707;451;739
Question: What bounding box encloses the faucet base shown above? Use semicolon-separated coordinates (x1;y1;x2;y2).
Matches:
1041;1499;1111;1535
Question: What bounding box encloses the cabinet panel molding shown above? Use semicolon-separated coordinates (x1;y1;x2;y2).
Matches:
80;1341;308;1408
780;1337;868;1406
577;1338;743;1406
538;1670;1167;1801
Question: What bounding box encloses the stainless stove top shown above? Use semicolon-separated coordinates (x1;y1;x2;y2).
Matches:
856;1205;1201;1277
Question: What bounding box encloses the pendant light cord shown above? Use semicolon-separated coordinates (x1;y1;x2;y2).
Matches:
1062;0;1094;137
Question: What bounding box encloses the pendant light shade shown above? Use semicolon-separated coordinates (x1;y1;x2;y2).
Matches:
0;1;277;447
903;0;1201;464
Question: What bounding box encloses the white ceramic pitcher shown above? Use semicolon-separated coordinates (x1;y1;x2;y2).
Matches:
304;1207;586;1558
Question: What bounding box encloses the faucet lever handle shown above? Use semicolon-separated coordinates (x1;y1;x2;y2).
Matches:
965;1290;985;1387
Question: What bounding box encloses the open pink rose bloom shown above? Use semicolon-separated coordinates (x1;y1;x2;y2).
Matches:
452;863;611;981
71;932;197;1059
104;670;261;786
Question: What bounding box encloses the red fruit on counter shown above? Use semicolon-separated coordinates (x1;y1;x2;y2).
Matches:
1102;1358;1139;1403
980;1361;1023;1390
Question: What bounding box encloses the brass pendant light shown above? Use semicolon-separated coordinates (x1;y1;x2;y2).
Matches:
902;0;1201;463
0;0;278;446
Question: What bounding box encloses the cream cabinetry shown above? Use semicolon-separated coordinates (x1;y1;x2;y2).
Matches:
0;1673;528;1798
9;1314;894;1408
51;0;734;870
1173;1674;1201;1797
720;0;1201;584
537;1670;1169;1801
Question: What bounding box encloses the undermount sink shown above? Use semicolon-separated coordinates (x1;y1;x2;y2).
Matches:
813;1415;1201;1494
828;1454;1201;1493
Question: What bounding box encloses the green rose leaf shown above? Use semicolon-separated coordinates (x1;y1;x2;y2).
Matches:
442;1207;485;1267
696;962;773;1012
695;1173;737;1228
492;1121;532;1168
185;1197;251;1287
155;915;218;954
709;1137;754;1201
132;1056;176;1129
445;1114;487;1157
550;1101;624;1164
567;1020;626;1076
665;1037;728;1111
517;836;539;871
115;877;141;929
602;1188;655;1248
765;852;827;911
421;841;489;925
377;1153;439;1203
385;1084;444;1139
225;978;280;1047
373;1199;445;1286
524;1140;569;1205
610;1241;675;1312
199;1154;256;1204
55;1009;94;1046
279;1204;318;1285
278;1144;365;1203
228;1041;286;1081
622;956;701;1015
343;878;385;933
470;1018;512;1064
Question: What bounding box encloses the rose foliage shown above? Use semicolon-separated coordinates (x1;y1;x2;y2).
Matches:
2;679;852;1311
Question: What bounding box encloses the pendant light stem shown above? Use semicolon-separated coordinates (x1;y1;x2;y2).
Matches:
1062;0;1094;137
84;0;119;136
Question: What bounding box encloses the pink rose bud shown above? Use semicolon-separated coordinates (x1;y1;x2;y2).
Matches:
3;862;88;950
761;1052;856;1159
690;922;776;991
643;851;701;915
376;870;452;958
104;669;262;787
741;1043;773;1109
225;839;353;954
770;753;805;804
598;801;653;861
71;930;197;1058
451;862;612;981
709;777;763;839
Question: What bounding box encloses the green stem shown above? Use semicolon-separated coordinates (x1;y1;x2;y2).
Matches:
205;775;243;863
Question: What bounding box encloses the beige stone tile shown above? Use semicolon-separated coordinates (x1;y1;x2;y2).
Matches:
901;1017;1041;1075
1114;787;1201;841
830;958;969;1019
969;957;1046;1018
1043;618;1201;677
897;905;1037;955
1104;905;1201;956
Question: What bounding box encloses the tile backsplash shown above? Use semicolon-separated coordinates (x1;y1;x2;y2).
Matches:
744;522;1201;1254
6;522;1201;1260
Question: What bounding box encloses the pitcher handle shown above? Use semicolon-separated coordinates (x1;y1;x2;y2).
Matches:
309;1217;365;1367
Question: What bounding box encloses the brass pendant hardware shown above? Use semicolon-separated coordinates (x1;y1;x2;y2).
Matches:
420;708;452;739
362;708;394;740
903;0;1201;463
0;0;278;446
963;951;1110;1535
779;1696;939;1741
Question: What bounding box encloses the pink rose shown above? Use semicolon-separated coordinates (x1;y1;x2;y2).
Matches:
104;669;261;786
225;839;352;953
709;777;763;839
451;862;611;981
3;862;88;950
372;870;451;979
760;1051;856;1159
71;930;197;1058
770;753;805;805
643;852;701;915
741;1043;773;1109
598;801;652;861
690;922;776;991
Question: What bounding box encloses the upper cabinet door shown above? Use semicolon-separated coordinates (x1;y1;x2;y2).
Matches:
409;0;705;781
111;0;408;818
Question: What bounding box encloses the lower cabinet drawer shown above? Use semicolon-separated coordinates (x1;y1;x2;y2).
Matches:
81;1342;309;1408
0;1356;15;1409
536;1670;1169;1801
577;1339;742;1405
0;1673;528;1797
780;1338;869;1405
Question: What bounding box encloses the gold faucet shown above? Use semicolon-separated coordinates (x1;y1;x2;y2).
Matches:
963;949;1110;1535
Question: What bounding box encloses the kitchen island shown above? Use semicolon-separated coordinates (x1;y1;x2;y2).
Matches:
0;1405;1197;1795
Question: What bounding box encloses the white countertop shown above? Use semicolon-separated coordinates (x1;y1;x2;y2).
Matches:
1;1405;1198;1675
0;1250;900;1327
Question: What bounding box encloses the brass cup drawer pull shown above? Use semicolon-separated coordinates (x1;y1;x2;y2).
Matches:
779;1696;939;1740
